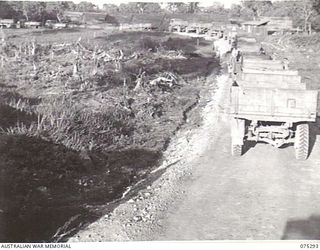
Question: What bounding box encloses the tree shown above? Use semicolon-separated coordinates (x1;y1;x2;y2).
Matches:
242;0;273;18
122;3;162;14
188;2;200;13
20;1;47;22
311;0;320;30
119;3;140;13
0;1;19;19
166;2;189;13
262;1;291;17
75;1;97;12
237;7;254;20
0;1;76;22
203;2;225;13
102;4;119;14
276;0;317;33
312;0;320;14
136;3;148;13
229;4;242;18
45;2;74;22
295;0;315;33
142;3;162;13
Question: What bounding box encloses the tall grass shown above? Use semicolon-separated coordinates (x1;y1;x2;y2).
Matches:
2;95;134;151
7;98;34;114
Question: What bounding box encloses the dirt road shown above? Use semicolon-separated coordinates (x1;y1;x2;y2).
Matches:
70;44;320;242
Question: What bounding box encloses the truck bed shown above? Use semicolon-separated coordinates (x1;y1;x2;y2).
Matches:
240;70;301;85
242;62;284;70
236;80;306;90
230;86;318;122
237;68;306;90
242;68;298;75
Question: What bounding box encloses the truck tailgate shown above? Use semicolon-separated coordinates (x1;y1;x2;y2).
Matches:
236;79;306;90
230;86;318;122
241;71;302;84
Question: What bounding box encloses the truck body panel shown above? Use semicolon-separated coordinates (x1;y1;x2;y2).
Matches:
230;86;318;122
240;71;301;85
236;80;306;90
243;63;284;70
242;68;298;75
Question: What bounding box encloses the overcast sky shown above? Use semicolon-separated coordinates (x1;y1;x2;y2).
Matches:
72;0;242;8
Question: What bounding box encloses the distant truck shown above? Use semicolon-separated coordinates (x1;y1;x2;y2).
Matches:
186;22;212;34
230;56;318;160
0;19;15;28
45;20;56;28
119;23;153;31
25;21;41;29
208;27;224;39
168;19;188;32
53;23;67;29
45;20;67;29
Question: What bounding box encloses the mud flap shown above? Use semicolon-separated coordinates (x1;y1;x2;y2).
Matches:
231;118;245;145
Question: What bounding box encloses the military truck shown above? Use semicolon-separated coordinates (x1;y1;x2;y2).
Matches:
0;19;15;28
230;56;318;160
168;19;188;32
186;22;212;34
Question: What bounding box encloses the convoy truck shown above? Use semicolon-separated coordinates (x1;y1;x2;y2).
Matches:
168;19;189;32
230;56;318;160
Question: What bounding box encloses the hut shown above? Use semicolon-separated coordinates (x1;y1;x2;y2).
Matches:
241;20;269;37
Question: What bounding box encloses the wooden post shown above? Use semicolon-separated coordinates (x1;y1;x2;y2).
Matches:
197;38;200;46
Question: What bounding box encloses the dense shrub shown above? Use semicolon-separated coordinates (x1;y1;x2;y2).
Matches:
139;37;160;52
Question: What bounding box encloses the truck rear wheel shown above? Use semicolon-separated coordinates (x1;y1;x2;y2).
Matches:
295;123;309;160
231;144;242;157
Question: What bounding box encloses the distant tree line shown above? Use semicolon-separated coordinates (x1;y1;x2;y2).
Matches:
104;0;320;31
102;3;201;14
1;0;320;31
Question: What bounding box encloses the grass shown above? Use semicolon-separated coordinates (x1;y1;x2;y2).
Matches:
2;96;135;151
7;98;34;114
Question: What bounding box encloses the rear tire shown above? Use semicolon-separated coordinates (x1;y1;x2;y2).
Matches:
294;123;309;160
232;144;242;157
